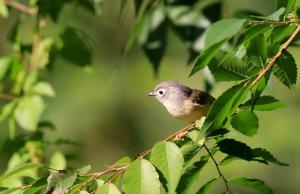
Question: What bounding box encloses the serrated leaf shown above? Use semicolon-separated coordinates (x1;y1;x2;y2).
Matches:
76;165;91;175
196;178;217;194
231;110;258;137
229;177;273;194
176;155;210;194
241;95;284;111
32;82;55;97
208;53;250;81
217;139;253;161
0;163;43;183
253;8;285;21
204;18;245;49
123;159;160;194
273;51;297;89
15;95;45;131
96;183;121;194
150;141;184;194
252;148;288;166
60;27;93;67
190;39;227;76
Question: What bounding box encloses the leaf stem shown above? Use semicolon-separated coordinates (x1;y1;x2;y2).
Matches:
203;144;232;194
251;25;300;86
3;0;37;15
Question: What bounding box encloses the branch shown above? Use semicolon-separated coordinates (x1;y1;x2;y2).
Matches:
4;0;37;15
203;144;232;194
247;19;300;25
252;25;300;86
0;93;16;101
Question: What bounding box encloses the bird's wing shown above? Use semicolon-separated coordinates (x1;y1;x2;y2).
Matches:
191;89;215;107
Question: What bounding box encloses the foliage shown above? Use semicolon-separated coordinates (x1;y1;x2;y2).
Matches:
0;0;299;193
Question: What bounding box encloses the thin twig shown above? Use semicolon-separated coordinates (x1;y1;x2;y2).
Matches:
247;19;300;25
4;0;37;15
252;25;300;86
203;144;232;194
0;93;16;101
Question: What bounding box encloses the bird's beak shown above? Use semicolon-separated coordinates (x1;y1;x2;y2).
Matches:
148;91;156;96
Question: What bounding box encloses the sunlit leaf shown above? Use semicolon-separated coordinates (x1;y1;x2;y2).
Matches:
196;178;217;194
76;165;91;175
231;110;259;137
241;95;284;111
96;183;121;194
150;141;184;194
123;159;160;194
50;151;67;170
229;177;273;194
32;82;55;97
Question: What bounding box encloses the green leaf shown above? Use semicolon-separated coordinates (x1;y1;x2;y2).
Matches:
237;25;272;47
60;27;93;67
38;0;70;21
196;178;217;194
23;177;48;194
229;177;273;194
190;39;227;76
0;57;11;79
76;165;91;175
231;110;259;137
273;51;297;89
50;151;67;170
208;53;250;81
15;95;45;131
217;139;253;161
204;18;245;49
30;38;54;68
277;0;297;15
96;183;121;194
220;155;239;166
32;82;55;97
271;25;297;44
0;100;18;122
123;159;160;194
0;163;43;183
0;1;9;17
253;8;285;21
150;141;184;194
241;95;284;111
252;148;288;166
176;155;210;194
76;0;102;15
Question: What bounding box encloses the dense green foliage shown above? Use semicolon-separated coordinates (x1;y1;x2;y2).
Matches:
0;0;299;193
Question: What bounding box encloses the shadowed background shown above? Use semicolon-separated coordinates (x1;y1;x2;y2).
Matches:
0;0;299;193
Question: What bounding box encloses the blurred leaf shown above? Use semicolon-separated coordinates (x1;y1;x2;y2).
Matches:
141;5;167;73
76;165;91;175
32;82;55;97
2;187;19;194
60;27;93;67
0;1;9;17
21;176;36;185
76;0;102;15
231;110;259;137
8;19;20;44
15;95;45;131
0;163;43;183
23;71;38;93
176;155;210;194
252;148;289;166
23;177;48;194
203;1;222;23
208;53;251;81
204;18;245;49
220;155;239;166
38;0;71;21
31;38;54;68
96;183;121;194
217;139;253;161
196;178;217;194
123;159;160;194
165;0;198;6
241;95;284;111
229;177;273;194
0;57;11;80
0;100;17;122
50;151;67;170
38;120;56;131
150;141;184;194
271;25;297;44
273;51;297;89
190;39;227;76
252;8;285;21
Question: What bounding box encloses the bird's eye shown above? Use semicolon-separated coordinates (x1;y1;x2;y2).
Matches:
158;90;164;96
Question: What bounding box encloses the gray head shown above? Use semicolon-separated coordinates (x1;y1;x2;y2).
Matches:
148;81;192;106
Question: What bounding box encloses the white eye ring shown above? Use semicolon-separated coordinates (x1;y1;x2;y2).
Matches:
158;89;165;96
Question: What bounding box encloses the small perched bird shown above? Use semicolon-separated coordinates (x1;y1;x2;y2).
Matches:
148;81;214;123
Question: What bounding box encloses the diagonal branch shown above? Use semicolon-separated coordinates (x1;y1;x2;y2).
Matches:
252;25;300;86
3;0;37;15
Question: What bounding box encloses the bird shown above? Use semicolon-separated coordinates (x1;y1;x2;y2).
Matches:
148;81;214;123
